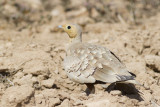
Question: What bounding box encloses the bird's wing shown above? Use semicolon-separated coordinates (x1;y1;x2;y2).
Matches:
67;43;136;83
63;55;96;83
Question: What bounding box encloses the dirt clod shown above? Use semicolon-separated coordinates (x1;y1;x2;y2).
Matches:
0;0;160;107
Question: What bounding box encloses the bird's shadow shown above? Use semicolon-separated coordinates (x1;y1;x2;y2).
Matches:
105;83;144;101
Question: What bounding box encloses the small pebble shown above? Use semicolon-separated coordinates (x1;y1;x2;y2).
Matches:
110;90;122;96
41;79;55;88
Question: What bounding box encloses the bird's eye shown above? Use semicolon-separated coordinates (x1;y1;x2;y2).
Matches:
67;26;71;29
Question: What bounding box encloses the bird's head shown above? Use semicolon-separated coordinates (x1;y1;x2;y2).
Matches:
58;24;82;43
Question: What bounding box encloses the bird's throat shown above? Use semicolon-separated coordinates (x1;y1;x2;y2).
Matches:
69;36;82;44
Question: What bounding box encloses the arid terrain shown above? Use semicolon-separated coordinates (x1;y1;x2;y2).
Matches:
0;0;160;107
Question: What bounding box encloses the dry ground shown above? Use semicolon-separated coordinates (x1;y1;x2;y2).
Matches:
0;0;160;107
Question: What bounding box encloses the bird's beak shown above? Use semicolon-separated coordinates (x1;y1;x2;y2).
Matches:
58;25;63;29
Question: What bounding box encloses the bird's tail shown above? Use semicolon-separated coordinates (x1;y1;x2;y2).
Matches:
124;80;142;85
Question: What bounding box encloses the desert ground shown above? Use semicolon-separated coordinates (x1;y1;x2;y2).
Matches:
0;0;160;107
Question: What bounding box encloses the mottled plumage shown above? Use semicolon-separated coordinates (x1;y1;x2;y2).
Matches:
59;24;139;94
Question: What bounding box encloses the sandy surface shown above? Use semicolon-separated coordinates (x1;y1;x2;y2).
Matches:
0;0;160;107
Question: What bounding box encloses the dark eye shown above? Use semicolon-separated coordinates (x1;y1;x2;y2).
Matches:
67;26;71;29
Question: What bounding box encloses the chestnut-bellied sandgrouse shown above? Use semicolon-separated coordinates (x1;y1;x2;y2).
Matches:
58;24;139;94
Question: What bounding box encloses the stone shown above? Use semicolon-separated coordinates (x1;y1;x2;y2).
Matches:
41;79;55;88
85;99;110;107
110;90;122;96
1;85;34;107
58;99;70;107
49;98;61;107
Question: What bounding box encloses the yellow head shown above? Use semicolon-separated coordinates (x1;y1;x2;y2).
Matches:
58;24;82;42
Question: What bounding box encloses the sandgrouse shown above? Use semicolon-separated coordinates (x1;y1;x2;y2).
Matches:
59;24;139;94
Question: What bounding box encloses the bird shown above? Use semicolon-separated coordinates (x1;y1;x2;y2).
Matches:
58;24;140;94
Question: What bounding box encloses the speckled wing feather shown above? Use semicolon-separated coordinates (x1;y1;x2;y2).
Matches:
63;43;136;84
